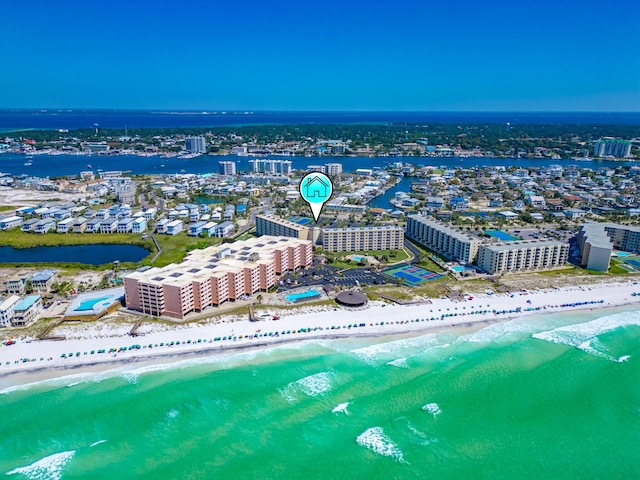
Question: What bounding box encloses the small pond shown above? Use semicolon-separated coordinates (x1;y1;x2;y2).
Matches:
0;244;151;265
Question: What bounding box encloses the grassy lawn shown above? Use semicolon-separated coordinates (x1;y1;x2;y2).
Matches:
456;278;500;293
152;234;222;267
0;316;61;342
608;259;631;275
365;275;451;300
405;240;446;273
537;263;632;277
0;230;222;269
322;249;409;268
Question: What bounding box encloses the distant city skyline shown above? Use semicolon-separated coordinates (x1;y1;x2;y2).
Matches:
1;0;639;112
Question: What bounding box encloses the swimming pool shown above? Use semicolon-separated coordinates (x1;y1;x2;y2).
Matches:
75;296;111;312
485;230;519;242
353;256;366;262
285;289;321;303
450;266;465;272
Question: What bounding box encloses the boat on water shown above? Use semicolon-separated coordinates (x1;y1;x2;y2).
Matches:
24;161;32;166
87;164;93;169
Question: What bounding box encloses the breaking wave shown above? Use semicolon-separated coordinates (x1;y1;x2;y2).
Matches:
421;402;442;417
350;334;445;365
6;450;75;480
279;371;334;403
356;427;406;463
532;310;640;362
332;402;349;414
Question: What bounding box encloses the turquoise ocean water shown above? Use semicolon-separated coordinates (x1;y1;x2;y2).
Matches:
1;307;639;479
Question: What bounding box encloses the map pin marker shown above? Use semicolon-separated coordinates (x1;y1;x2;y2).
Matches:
299;172;333;222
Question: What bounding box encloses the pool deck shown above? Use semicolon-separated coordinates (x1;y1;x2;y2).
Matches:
65;287;125;318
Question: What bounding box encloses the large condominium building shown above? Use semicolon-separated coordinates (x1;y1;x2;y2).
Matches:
321;225;404;252
577;223;640;272
249;159;292;175
185;136;207;154
593;139;632;158
256;214;312;241
324;163;343;175
406;215;481;264
124;236;313;319
577;224;614;272
476;240;568;275
218;161;237;175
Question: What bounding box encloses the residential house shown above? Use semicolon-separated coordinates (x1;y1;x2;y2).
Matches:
166;220;183;236
202;222;218;237
156;219;170;234
0;295;20;327
0;216;23;230
6;275;29;295
21;218;40;232
117;218;135;233
188;221;207;237
85;218;102;233
31;269;57;293
99;218;119;233
131;217;147;234
214;221;234;237
56;217;74;233
72;218;87;233
34;218;56;234
11;295;42;327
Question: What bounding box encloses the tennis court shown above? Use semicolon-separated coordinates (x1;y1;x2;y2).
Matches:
620;256;640;271
485;229;519;241
383;264;442;287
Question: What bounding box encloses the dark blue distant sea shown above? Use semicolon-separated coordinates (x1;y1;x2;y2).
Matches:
0;110;638;132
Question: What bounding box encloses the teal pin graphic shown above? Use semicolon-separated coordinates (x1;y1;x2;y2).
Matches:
299;172;333;222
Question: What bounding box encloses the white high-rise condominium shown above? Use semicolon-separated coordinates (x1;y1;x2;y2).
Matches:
218;161;237;175
185;136;207;154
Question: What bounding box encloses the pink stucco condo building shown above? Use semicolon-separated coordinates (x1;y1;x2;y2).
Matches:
124;236;313;319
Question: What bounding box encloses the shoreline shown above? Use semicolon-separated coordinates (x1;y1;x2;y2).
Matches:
1;281;639;385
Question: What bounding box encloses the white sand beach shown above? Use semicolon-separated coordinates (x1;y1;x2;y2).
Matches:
1;281;639;378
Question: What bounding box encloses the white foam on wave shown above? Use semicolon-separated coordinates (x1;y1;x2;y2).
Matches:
332;402;349;414
350;334;443;364
90;439;107;447
0;368;125;396
462;317;557;344
278;385;297;404
532;310;640;362
167;409;179;419
421;402;441;417
356;427;406;463
387;357;409;369
6;450;75;480
279;371;334;403
296;371;334;397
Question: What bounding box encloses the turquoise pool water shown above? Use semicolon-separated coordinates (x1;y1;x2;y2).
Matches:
353;256;365;262
75;296;111;312
450;266;465;272
485;229;519;241
285;289;321;302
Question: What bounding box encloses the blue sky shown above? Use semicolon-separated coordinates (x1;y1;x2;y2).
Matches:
1;0;639;111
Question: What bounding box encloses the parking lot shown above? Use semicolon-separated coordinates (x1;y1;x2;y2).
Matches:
278;264;389;291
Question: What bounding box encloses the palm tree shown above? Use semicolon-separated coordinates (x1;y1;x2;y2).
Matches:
53;281;73;298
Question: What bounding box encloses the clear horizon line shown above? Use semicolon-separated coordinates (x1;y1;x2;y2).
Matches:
0;108;639;114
